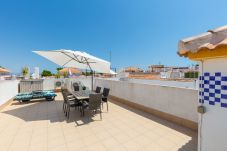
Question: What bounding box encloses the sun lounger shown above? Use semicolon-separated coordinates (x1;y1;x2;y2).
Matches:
14;90;57;102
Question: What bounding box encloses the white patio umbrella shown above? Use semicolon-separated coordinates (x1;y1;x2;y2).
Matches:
33;49;111;90
110;69;117;75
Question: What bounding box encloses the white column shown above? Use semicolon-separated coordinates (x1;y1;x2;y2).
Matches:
198;58;227;151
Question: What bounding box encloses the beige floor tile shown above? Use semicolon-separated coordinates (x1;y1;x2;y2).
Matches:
48;144;68;151
169;146;186;151
8;145;30;151
78;129;94;138
66;139;85;151
95;131;112;141
86;142;107;151
123;139;142;151
48;137;65;149
0;143;10;151
0;134;14;148
64;132;81;143
106;128;121;136
8;139;31;151
145;130;162;141
133;134;153;146
82;134;99;146
29;142;47;151
30;136;47;146
48;131;64;139
101;138;119;150
71;147;88;151
113;133;131;144
108;145;127;151
144;142;166;151
156;137;176;150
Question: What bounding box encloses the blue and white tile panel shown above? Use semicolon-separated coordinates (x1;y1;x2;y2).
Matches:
199;72;227;108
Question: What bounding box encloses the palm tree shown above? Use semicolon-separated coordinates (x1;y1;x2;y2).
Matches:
22;67;29;78
55;67;63;78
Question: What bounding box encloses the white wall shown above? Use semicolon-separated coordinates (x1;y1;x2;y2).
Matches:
95;79;198;122
127;78;197;89
43;77;92;90
0;80;19;105
0;78;91;106
198;58;227;151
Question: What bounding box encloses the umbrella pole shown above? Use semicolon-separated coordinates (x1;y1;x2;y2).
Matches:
91;70;94;91
84;58;94;91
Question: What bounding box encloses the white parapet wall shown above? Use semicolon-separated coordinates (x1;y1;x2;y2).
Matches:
0;80;19;105
95;78;198;123
0;78;91;106
43;77;92;90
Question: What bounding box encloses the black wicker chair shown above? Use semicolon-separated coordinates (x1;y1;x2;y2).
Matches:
81;93;102;120
102;88;110;111
73;82;80;91
61;88;82;119
95;86;101;93
61;88;73;114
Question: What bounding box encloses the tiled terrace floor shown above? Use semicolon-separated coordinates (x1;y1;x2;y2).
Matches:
0;93;197;151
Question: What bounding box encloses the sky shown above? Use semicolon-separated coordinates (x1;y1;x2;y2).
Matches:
1;0;227;74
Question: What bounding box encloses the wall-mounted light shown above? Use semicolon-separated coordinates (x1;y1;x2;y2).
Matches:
198;105;206;114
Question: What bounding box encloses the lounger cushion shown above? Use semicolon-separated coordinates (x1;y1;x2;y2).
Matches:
14;90;57;101
14;94;33;100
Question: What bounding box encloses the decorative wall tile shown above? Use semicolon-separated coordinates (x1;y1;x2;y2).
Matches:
199;72;227;108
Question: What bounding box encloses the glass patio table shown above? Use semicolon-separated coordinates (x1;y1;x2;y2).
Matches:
71;90;96;100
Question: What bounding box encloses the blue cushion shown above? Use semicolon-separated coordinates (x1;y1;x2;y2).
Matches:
15;90;56;100
15;94;33;100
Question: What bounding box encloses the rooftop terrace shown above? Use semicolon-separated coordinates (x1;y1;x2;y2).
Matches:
0;93;197;151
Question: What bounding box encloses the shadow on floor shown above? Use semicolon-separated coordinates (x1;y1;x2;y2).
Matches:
3;98;103;126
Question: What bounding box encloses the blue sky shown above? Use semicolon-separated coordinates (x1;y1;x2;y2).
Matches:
1;0;227;74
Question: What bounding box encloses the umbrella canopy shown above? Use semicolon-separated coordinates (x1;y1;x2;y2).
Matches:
0;67;10;73
59;68;81;75
110;69;117;75
33;49;111;73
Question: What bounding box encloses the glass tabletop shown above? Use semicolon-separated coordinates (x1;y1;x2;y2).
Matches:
72;90;95;100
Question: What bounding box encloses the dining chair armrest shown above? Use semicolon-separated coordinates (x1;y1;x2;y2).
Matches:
68;97;76;101
82;101;89;108
67;95;74;98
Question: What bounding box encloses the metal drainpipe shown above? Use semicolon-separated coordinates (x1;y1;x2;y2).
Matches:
199;60;204;151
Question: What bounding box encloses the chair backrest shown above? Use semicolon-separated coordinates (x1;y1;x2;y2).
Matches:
95;86;101;93
62;91;67;102
61;87;66;95
61;88;71;102
88;93;102;110
73;82;80;91
103;88;110;97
